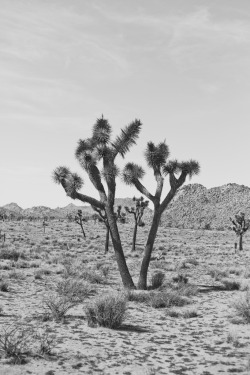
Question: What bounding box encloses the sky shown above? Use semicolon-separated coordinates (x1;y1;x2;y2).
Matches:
1;0;250;208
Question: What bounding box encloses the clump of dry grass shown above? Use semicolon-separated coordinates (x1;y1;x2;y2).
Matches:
208;267;229;280
148;289;191;309
221;278;241;290
231;291;250;323
85;292;127;328
56;278;96;300
42;294;80;321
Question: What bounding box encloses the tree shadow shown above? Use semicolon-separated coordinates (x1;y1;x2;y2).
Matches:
117;324;152;333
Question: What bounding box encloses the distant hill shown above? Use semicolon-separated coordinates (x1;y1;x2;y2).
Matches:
1;184;249;228
162;183;250;230
0;198;140;220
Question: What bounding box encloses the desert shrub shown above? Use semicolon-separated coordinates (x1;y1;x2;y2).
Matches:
34;268;51;280
166;307;198;318
126;290;150;303
231;291;250;323
221;278;241;290
0;280;9;292
151;271;165;289
8;270;25;279
208;267;229;280
0;249;20;261
228;267;242;276
42;294;80;321
34;329;56;356
0;324;34;364
85;292;127;328
172;274;188;284
148;289;191;309
81;269;105;284
181;307;199;318
204;223;211;230
172;283;198;297
226;330;241;347
56;278;96;301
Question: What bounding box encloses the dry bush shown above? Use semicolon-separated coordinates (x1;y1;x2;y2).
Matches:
226;330;241;347
42;294;80;321
0;324;34;364
231;291;250;323
0;280;9;292
148;289;191;309
221;278;241;290
208;267;229;280
166;306;198;318
56;278;96;301
85;292;127;329
0;248;21;262
151;271;165;289
126;290;150;303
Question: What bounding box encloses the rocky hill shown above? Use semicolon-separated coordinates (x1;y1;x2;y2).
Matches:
1;183;249;228
0;198;136;220
162;183;250;230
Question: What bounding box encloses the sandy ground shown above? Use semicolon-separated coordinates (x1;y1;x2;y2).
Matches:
0;220;249;374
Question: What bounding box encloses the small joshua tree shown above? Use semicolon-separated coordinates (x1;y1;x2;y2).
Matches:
42;217;48;234
230;212;250;251
125;196;149;251
123;142;200;289
74;210;86;238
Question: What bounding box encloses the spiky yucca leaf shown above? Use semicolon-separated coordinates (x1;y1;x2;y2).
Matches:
179;160;200;178
52;166;71;184
145;141;169;170
92;117;112;145
122;163;145;185
112;119;142;158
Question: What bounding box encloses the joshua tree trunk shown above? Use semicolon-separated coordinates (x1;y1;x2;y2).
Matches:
105;206;135;289
137;210;161;290
105;225;110;253
239;234;243;251
80;223;86;238
132;223;138;252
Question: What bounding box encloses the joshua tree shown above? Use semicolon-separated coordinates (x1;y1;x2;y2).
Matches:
75;210;86;238
230;212;250;251
123;142;200;289
125;196;149;251
53;116;141;289
42;217;48;234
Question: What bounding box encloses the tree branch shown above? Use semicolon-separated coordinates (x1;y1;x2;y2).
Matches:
132;179;155;203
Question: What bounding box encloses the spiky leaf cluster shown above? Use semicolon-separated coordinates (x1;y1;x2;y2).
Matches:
122;163;145;185
112;120;142;158
52;167;83;194
163;159;200;178
92;117;112;145
145;141;169;170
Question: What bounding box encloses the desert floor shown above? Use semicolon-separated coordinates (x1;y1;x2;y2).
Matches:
0;219;249;375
